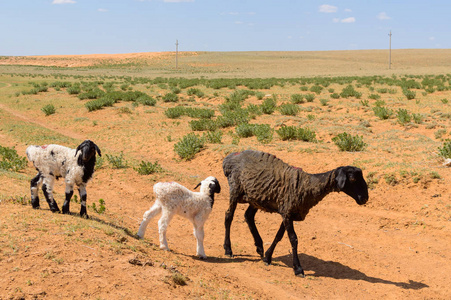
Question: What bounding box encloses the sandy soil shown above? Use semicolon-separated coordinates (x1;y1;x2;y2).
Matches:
0;52;450;299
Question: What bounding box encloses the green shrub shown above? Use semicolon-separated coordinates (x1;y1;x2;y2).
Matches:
438;139;451;159
396;108;411;125
360;99;369;107
278;103;299;116
276;125;298;141
402;89;416;100
309;85;323;95
297;127;317;142
340;85;362;99
136;95;156;106
304;93;315;102
67;86;81;95
290;94;305;104
368;94;381;100
0;145;27;172
174;133;205;160
134;160;163;175
162;92;179;103
253;124;273;144
236;123;255;138
106;152;128;169
185;108;215;119
320;98;329;106
203;131;223;144
41;104;56;116
373;106;393;120
330;93;340;99
165;107;185;119
189;119;217;131
412;113;423;124
187;88;205;98
91;199;106;214
332;132;367;152
261;96;277;114
440;98;449;104
85;97;115;112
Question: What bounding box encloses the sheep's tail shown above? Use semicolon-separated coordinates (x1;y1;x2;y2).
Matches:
25;145;40;162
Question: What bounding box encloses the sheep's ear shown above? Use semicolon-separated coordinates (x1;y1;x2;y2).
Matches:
194;182;201;190
335;167;347;191
95;144;101;157
75;144;82;157
213;179;221;193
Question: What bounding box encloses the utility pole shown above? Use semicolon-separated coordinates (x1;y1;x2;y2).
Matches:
175;39;179;69
388;30;392;69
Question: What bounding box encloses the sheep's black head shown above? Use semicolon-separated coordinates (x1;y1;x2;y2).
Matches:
194;176;221;198
335;166;368;205
75;140;101;165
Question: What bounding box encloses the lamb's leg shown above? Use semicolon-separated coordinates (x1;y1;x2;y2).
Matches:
283;217;304;277
137;202;162;238
42;177;60;213
62;183;74;214
78;185;88;218
192;216;207;259
263;222;285;265
223;200;237;257
244;205;264;257
30;173;43;209
158;209;174;251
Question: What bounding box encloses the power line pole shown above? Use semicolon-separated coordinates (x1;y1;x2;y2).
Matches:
388;30;392;69
175;39;179;69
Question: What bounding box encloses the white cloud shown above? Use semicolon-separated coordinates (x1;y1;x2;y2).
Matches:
377;12;391;20
164;0;194;2
341;17;355;23
344;8;352;13
333;17;356;23
429;36;435;41
52;0;76;4
319;4;337;13
98;8;108;12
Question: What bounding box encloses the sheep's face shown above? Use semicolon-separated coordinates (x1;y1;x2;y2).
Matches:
75;140;101;164
335;166;368;205
195;176;221;196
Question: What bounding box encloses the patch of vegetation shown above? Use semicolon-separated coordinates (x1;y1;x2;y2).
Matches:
106;152;128;169
134;160;163;175
0;145;27;172
276;125;317;142
278;103;300;116
174;133;205;160
332;132;367;152
41;104;56;116
438;139;451;159
91;198;106;214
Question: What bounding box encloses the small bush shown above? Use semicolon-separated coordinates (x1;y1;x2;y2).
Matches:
162;92;179;103
412;113;423;124
189;119;217;131
174;133;205;160
330;93;340;99
332;132;367;152
310;85;323;95
340;85;362;99
261;96;277;114
187;88;205;98
276;125;298;141
236;123;273;144
373;106;393;120
319;98;329;106
397;108;411;125
41;104;56;116
402;89;416;100
304;93;315;102
203;131;223;144
91;199;106;214
0;145;27;172
278;103;299;116
438;139;451;159
134;160;163;175
106;152;128;169
368;94;381;100
165;107;185;119
290;94;305;104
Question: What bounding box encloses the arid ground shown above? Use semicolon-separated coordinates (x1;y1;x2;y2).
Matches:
0;50;450;299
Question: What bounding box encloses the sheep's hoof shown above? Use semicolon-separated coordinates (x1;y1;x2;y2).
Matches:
80;214;89;219
32;205;40;210
198;255;207;260
294;268;305;278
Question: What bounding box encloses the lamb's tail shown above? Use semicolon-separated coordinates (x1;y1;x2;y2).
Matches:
25;145;40;162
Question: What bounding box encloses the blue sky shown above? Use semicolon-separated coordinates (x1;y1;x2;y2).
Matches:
1;0;449;56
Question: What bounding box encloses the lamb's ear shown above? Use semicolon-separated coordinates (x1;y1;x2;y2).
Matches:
95;144;101;157
335;167;347;191
213;179;221;193
75;144;82;157
194;182;201;190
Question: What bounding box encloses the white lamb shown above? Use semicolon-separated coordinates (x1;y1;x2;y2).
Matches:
25;140;101;217
137;176;221;259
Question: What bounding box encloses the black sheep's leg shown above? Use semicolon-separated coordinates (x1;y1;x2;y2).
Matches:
244;205;264;257
30;173;43;209
42;177;60;213
62;183;74;214
78;185;88;218
224;200;237;257
263;221;285;265
283;217;304;277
